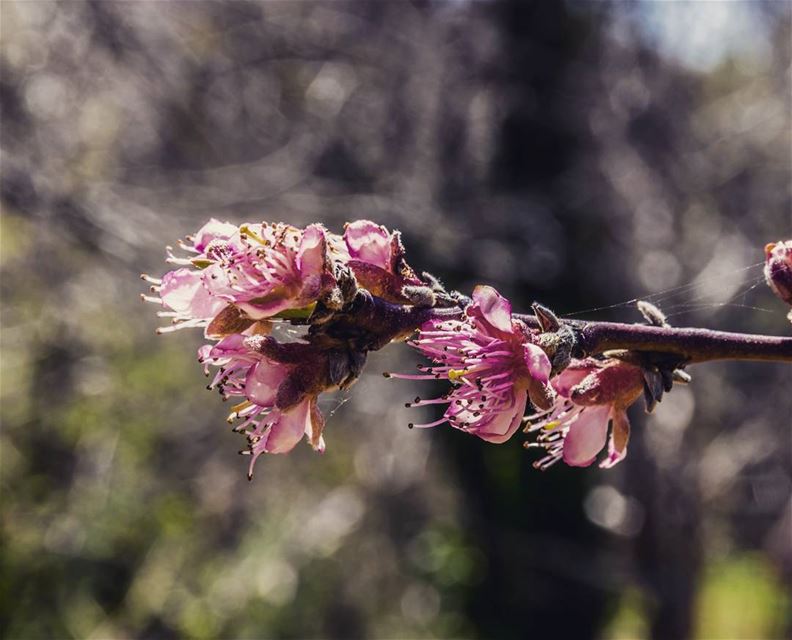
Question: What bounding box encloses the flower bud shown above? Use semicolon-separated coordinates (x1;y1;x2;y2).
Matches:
764;241;792;322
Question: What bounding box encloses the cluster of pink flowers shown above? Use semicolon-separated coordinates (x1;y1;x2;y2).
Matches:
400;285;647;468
143;219;421;477
145;222;792;478
145;218;702;477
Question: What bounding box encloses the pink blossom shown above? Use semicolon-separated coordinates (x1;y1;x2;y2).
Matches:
143;221;338;333
342;220;423;303
199;335;327;479
201;222;335;319
525;358;645;469
391;285;554;443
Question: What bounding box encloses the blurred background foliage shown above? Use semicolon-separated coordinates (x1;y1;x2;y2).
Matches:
1;1;791;639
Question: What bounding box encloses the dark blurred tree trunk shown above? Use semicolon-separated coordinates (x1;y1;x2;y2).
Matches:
630;421;702;640
440;2;612;639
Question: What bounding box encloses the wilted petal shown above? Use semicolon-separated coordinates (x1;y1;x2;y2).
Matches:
570;363;644;407
471;285;512;333
345;260;407;303
527;377;555;411
307;398;327;451
562;405;610;467
205;305;254;338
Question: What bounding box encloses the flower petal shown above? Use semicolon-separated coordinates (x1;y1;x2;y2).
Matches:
523;342;551;384
344;220;391;270
236;295;297;320
471;390;528;444
160;268;225;319
562;405;611;467
209;334;248;359
600;408;630;469
193;218;238;252
552;365;595;398
570;363;644;407
245;360;288;407
205;304;254;338
307;398;327;452
471;285;513;333
297;224;328;278
160;268;204;313
264;398;312;454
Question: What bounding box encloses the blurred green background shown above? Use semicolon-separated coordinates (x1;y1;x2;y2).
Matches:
1;2;790;639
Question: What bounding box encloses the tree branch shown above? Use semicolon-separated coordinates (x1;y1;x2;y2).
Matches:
337;295;792;365
514;314;792;364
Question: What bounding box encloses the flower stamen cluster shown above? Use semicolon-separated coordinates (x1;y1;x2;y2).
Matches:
145;219;788;479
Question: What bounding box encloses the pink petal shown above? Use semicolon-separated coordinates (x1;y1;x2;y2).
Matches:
562;405;611;467
600;408;630;469
552;366;593;398
236;298;296;320
193;218;238;252
344;220;391;270
245;360;288;407
191;286;227;320
160;269;202;313
264;399;312;454
209;334;248;358
297;224;328;278
161;269;225;319
471;285;513;333
201;264;235;299
473;390;528;444
523;342;551;384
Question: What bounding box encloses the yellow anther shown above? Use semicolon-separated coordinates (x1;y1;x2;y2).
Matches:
543;420;561;431
231;400;252;414
239;224;266;245
448;369;469;382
